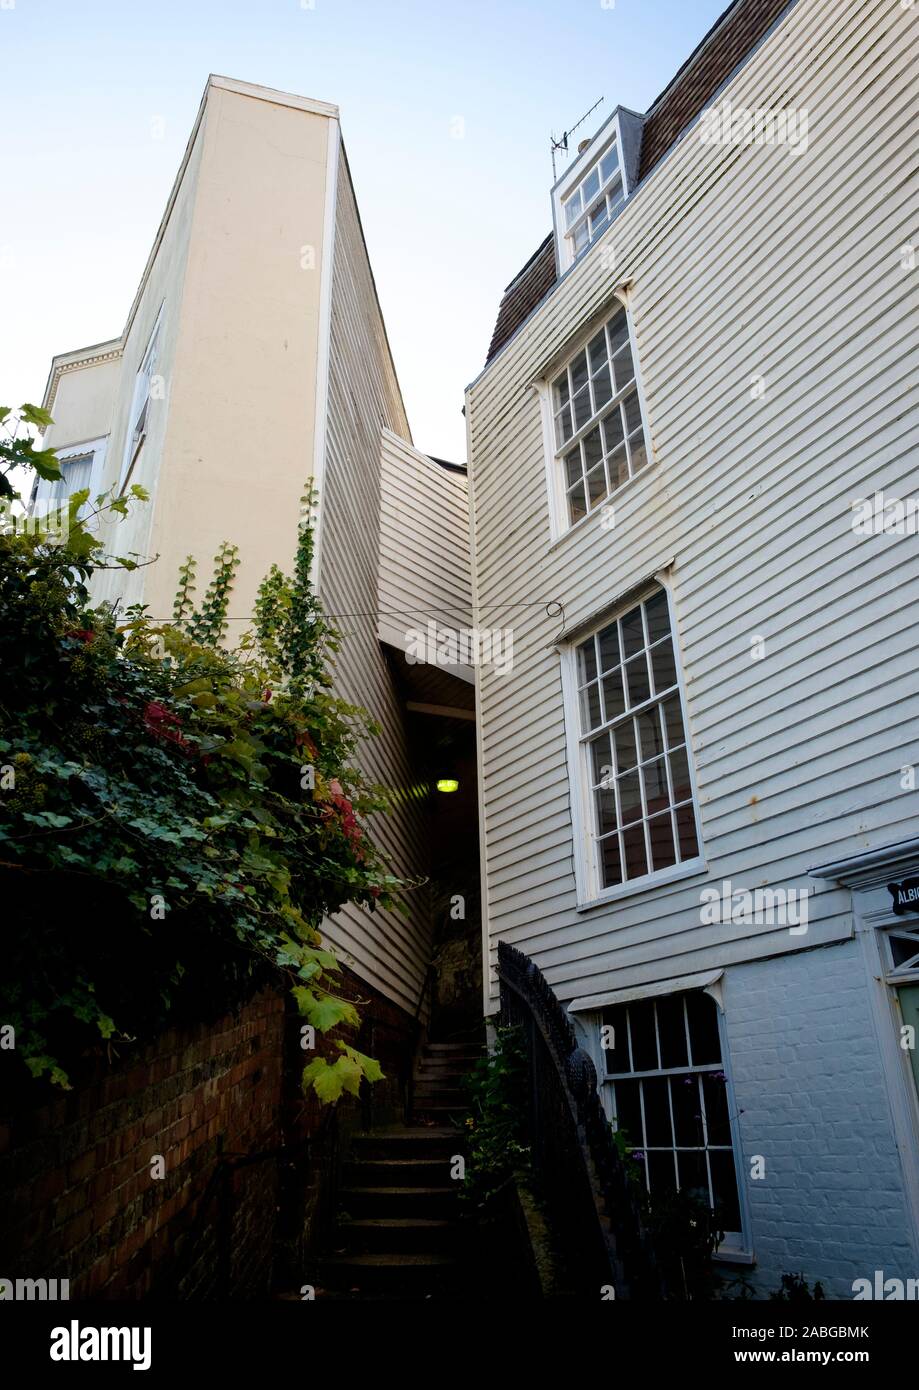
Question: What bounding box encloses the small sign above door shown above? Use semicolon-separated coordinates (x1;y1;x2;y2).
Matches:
888;878;919;915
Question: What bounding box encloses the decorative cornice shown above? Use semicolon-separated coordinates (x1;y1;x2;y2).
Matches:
43;343;123;415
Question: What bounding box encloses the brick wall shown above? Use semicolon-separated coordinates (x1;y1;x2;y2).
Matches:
724;939;918;1298
0;973;419;1300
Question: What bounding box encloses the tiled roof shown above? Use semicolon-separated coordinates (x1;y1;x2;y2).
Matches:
637;0;793;180
484;0;794;366
485;234;557;366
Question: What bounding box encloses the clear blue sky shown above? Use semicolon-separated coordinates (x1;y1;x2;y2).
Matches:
1;0;728;461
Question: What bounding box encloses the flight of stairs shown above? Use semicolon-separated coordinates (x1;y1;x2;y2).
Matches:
317;1039;482;1299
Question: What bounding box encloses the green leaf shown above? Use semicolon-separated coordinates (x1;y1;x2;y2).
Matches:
292;988;359;1032
337;1041;384;1084
29;449;63;482
301;1057;346;1103
21;402;54;428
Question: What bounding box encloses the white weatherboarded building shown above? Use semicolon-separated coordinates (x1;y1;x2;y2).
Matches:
37;76;473;1044
466;0;919;1295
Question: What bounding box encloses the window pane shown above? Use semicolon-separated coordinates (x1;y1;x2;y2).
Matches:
702;1073;731;1146
607;310;629;355
572;384;592;431
675;801;699;862
600;834;622;888
617;770;642;824
608;445;629;490
614;1077;643;1140
643;1077;672;1146
602;669;626;724
602;1004;630;1072
624;653;651;707
629;434;649;475
645;590;670;645
686;993;721;1066
555;406;573;447
591;365;613;409
583;425;603;470
564;446;582;488
622;821;647;879
662;694;685;748
600;147;619;183
677;1150;708;1202
581;681;602;731
890;932;919;970
577;636;598;684
656;996;688;1069
590;203;609;238
635;704;664;762
620;604;644;659
671;1074;703;1147
612;343;635;392
614;716;637;772
598;622;620;673
564;191;581;226
628;1001;658;1071
586;466;607;508
588;331;607;373
583;167;600;204
570;350;589;395
590;731;612;786
668;744;693;803
553;373;570;409
647;1150;677;1198
596;788;617;835
603;406;625;454
624;388;643;437
642;756;668;809
573;221;590;254
650;637;677;694
568;480;587;523
648;811;676;871
710;1149;741;1231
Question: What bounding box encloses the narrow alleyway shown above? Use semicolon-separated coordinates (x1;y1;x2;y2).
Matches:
317;1040;482;1299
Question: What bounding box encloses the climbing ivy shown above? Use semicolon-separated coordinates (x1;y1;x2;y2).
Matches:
175;542;241;647
0;406;397;1104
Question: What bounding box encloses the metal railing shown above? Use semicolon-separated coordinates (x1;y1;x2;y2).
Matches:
497;940;664;1299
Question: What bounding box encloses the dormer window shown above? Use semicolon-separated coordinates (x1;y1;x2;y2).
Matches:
561;140;626;261
552;108;644;273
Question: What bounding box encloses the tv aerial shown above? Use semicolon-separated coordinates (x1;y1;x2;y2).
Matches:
551;97;605;180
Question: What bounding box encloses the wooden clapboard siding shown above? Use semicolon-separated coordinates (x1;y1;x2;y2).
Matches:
466;0;919;1009
317;146;432;1015
378;428;471;656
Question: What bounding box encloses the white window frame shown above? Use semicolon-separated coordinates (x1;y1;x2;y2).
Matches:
593;988;753;1258
551;110;636;274
30;437;108;521
538;292;654;544
119;304;164;492
560;579;705;908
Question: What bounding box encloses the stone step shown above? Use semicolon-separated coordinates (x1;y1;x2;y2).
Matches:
337;1217;459;1254
410;1103;470;1119
349;1130;459;1161
414;1064;475;1078
318;1252;461;1296
343;1157;457;1187
340;1185;459;1219
419;1045;483;1056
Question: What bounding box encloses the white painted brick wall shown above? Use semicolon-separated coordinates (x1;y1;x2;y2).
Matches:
724;939;917;1298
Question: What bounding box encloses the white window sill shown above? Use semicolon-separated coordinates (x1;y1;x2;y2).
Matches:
576;856;707;912
714;1246;755;1267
